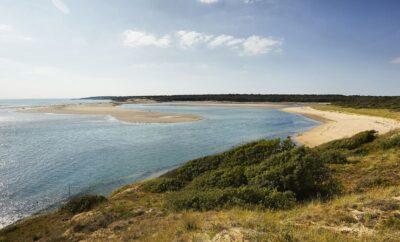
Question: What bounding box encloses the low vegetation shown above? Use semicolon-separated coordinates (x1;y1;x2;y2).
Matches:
145;138;338;211
61;195;107;214
1;129;400;241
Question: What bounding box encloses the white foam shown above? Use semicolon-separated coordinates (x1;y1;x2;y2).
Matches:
0;214;24;229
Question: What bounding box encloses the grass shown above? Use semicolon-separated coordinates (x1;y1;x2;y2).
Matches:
1;128;400;241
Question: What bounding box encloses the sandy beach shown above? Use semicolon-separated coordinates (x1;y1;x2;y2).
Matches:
283;106;400;147
19;103;203;123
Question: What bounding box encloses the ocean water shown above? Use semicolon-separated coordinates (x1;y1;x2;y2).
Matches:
0;100;318;228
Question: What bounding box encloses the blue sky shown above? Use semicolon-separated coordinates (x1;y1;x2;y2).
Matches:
0;0;399;98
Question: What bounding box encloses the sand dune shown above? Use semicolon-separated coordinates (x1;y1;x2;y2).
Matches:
283;106;400;147
19;103;203;124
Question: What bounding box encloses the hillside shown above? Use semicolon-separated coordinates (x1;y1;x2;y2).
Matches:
1;128;400;241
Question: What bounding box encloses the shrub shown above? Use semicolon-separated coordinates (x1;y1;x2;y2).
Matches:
143;178;183;193
321;130;377;150
189;166;247;190
220;138;294;166
320;150;348;164
148;137;338;210
166;187;295;211
61;195;107;214
378;134;400;150
246;147;338;200
152;138;296;193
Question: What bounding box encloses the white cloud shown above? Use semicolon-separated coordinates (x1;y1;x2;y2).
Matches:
242;35;281;55
175;31;213;48
208;35;235;48
123;29;281;56
123;30;171;48
391;57;400;64
198;0;219;4
51;0;70;14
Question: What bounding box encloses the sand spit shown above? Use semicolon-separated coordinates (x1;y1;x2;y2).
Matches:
19;103;203;124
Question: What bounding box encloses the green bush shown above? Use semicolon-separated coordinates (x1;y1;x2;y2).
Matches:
145;137;338;211
189;166;247;190
143;178;183;193
321;130;377;150
378;135;400;150
61;195;107;214
220;138;294;167
147;138;296;193
246;147;338;200
166;187;295;211
320;150;348;164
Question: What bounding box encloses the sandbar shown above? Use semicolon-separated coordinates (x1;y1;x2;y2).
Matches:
19;103;203;124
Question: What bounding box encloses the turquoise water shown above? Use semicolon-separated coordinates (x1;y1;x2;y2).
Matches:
0;100;318;228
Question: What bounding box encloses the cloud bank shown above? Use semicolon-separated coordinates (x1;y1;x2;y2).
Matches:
123;30;170;48
123;30;281;56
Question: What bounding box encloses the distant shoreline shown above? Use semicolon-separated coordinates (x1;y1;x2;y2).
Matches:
17;100;400;147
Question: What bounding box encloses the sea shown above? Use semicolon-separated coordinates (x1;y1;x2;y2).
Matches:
0;99;318;228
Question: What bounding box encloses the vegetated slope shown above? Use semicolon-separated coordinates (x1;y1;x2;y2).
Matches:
2;130;400;242
144;138;338;211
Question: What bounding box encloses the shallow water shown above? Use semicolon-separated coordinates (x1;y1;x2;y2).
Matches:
0;100;318;228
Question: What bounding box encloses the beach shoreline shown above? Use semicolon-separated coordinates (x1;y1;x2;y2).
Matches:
282;106;400;147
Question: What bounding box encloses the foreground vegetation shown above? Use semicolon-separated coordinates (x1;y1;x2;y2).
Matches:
2;129;400;241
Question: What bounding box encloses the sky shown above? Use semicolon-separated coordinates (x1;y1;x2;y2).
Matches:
0;0;400;98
